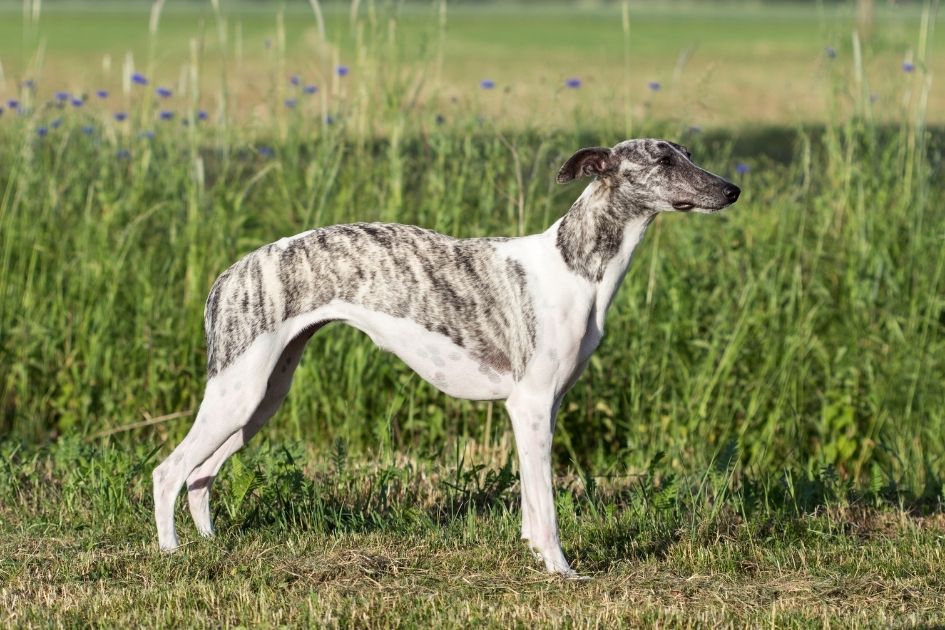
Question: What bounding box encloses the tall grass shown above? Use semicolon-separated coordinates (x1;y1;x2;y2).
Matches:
0;2;943;500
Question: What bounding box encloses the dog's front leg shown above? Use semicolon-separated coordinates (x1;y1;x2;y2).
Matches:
507;389;574;577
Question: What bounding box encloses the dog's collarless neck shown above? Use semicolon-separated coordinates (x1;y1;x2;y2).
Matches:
554;182;651;282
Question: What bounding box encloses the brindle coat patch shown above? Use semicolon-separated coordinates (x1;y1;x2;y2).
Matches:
205;223;537;379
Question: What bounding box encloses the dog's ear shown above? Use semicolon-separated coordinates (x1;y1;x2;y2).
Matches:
556;147;614;184
668;142;692;159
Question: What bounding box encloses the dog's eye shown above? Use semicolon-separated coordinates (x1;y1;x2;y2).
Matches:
658;156;673;167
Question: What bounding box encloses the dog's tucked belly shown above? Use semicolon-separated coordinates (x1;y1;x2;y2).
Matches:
326;303;515;400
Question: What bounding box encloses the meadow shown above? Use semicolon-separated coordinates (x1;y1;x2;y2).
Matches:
1;1;945;626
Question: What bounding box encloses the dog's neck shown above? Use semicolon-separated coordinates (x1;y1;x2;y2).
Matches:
554;179;653;283
551;180;653;336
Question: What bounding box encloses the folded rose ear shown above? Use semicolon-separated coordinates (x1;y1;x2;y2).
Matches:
555;147;614;183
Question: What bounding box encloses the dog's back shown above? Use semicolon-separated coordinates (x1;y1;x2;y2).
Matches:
203;222;538;382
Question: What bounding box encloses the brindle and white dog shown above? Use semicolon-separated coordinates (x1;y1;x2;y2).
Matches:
153;138;741;577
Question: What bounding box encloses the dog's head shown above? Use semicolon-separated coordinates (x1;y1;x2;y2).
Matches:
556;138;740;213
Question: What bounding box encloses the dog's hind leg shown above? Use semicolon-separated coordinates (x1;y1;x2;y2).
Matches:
153;337;279;551
185;330;314;537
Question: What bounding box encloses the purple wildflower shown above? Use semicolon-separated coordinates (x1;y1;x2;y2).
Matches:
565;78;581;89
303;84;318;95
258;146;274;158
131;73;148;86
159;110;174;121
735;162;750;175
480;79;495;89
290;75;300;86
71;98;84;108
50;118;62;129
902;62;915;73
22;79;35;89
324;115;334;125
284;98;297;109
55;91;69;102
0;107;4;116
81;125;94;135
197;110;208;121
37;126;48;137
116;149;131;160
336;66;349;77
156;87;172;98
648;81;661;92
7;99;19;109
139;130;155;140
96;90;109;99
114;112;128;122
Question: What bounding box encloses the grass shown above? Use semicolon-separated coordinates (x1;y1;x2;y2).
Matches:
1;0;945;626
3;440;945;626
1;2;944;126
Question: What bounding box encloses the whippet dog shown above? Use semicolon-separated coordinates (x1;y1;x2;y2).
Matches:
153;138;741;577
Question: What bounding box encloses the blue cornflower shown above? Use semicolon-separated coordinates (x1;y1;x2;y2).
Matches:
156;87;172;98
290;75;300;86
480;79;495;89
131;73;148;85
81;125;94;135
336;65;349;77
0;107;4;116
139;130;155;140
71;98;84;108
324;115;334;125
96;90;109;99
159;110;174;121
55;91;69;101
826;46;837;59
648;81;661;92
22;79;35;89
284;98;297;109
258;146;274;158
303;84;318;95
50;118;62;129
197;110;208;121
565;77;581;89
7;99;19;109
903;62;915;73
116;149;131;160
735;162;750;175
37;126;48;137
114;112;128;122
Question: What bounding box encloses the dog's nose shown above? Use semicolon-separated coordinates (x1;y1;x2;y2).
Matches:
723;184;741;202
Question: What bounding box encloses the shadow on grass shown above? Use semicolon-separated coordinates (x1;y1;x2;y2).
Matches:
2;437;942;570
205;440;944;572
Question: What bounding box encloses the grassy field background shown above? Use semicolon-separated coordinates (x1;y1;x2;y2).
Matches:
2;1;944;126
1;1;945;626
